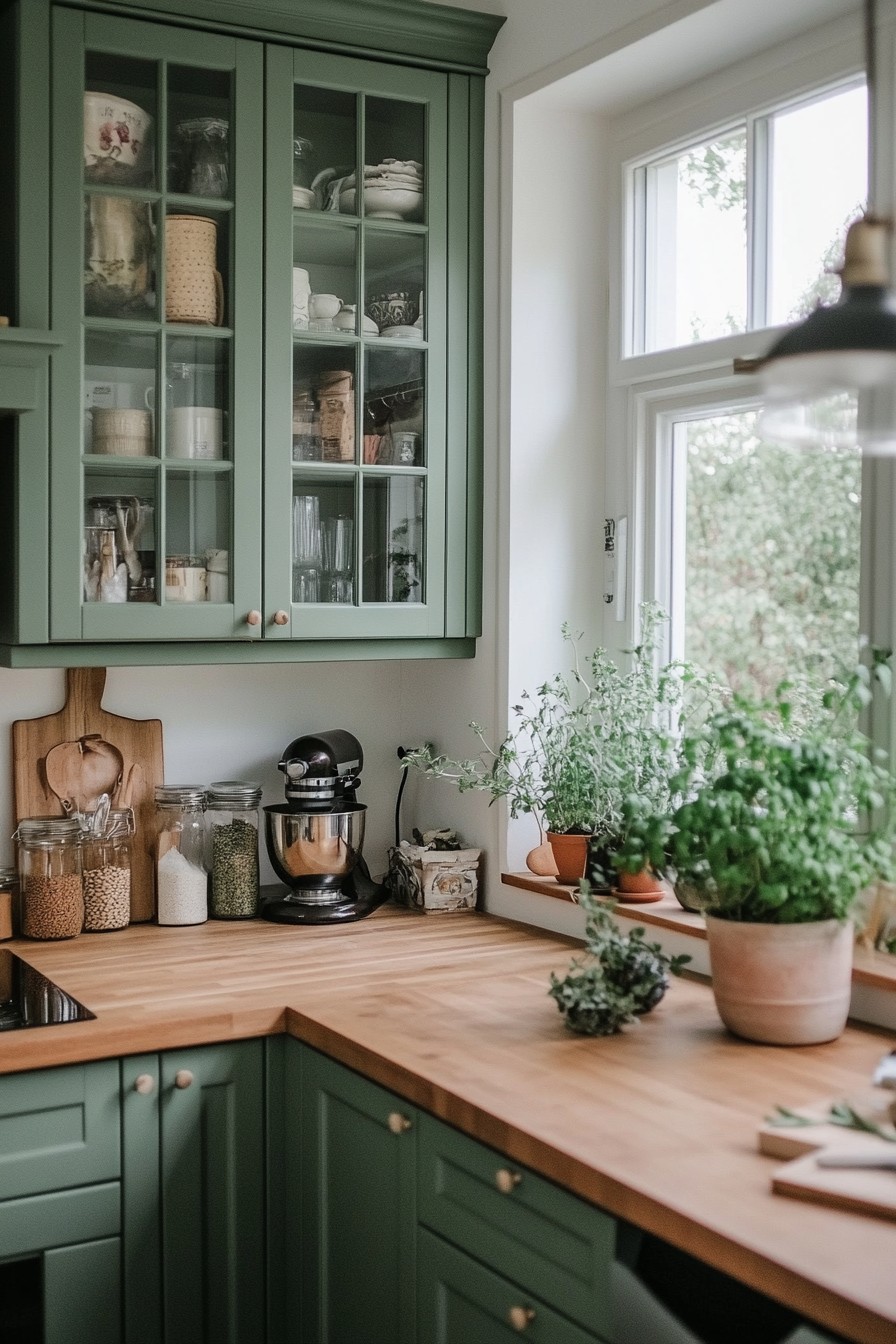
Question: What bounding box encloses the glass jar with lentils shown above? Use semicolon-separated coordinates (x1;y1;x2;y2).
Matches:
15;818;84;940
207;781;262;919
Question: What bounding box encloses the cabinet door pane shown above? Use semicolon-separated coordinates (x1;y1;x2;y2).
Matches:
51;9;263;642
363;475;425;604
265;48;447;638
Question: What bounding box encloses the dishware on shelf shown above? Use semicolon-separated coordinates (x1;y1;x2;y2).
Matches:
292;267;311;328
365;291;419;331
338;159;424;219
84;92;152;183
389;430;419;465
308;293;342;331
165;405;224;459
293;494;322;602
84;195;155;317
172;117;229;198
293;136;315;190
292;186;316;210
205;549;229;602
165;214;224;326
90;407;153;457
165;555;208;602
292;387;322;461
84;495;153;604
332;304;378;334
379;324;423;342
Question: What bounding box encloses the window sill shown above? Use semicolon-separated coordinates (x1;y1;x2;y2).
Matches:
500;872;896;995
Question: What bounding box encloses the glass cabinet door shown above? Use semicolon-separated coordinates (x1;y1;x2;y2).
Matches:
264;49;449;639
50;10;263;641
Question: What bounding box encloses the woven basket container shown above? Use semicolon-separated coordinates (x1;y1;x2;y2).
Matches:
92;408;153;457
165;214;223;325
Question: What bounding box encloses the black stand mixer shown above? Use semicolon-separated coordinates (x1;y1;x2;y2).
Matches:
260;729;388;925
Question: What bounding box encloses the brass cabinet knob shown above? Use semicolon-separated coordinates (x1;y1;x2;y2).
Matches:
174;1069;194;1090
134;1073;155;1095
246;610;262;626
272;610;289;626
508;1306;535;1331
387;1111;412;1134
495;1168;522;1194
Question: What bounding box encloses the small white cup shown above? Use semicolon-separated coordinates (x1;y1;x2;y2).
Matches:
309;293;342;331
166;406;223;460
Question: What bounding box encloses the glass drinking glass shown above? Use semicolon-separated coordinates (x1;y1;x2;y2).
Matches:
293;494;322;602
321;515;353;603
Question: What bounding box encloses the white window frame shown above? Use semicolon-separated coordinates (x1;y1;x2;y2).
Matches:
604;19;874;677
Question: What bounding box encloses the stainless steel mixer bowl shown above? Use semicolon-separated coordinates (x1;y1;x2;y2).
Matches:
264;803;366;903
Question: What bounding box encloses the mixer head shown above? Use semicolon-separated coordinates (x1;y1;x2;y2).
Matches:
278;728;363;812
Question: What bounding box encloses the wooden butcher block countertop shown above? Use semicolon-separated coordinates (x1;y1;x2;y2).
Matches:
3;907;896;1344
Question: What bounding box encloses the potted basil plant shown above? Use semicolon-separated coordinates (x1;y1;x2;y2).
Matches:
619;665;896;1045
403;604;719;887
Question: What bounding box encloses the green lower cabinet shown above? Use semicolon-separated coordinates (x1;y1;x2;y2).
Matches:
292;1042;417;1344
122;1041;265;1344
0;1184;121;1343
417;1228;602;1344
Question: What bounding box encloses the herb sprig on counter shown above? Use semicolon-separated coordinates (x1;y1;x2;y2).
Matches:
548;884;691;1036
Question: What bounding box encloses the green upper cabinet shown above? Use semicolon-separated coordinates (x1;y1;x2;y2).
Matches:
50;8;265;644
0;0;500;665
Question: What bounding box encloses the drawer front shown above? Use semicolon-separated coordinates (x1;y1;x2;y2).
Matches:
0;1181;120;1258
0;1060;121;1200
418;1227;603;1343
418;1114;614;1336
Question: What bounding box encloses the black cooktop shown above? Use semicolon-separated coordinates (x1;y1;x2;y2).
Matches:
0;949;95;1030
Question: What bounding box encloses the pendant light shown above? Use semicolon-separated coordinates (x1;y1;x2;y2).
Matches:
757;0;896;454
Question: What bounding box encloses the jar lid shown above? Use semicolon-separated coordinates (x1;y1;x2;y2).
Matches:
208;780;263;806
0;866;18;883
154;786;206;807
14;816;83;845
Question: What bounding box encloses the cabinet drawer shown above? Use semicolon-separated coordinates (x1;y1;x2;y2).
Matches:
0;1060;120;1200
0;1181;120;1258
418;1227;603;1343
418;1114;614;1336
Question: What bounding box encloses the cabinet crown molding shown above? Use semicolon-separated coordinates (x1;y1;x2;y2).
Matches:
82;0;506;72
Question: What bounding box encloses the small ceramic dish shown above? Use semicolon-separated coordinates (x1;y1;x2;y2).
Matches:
610;887;665;904
379;325;423;341
292;185;317;210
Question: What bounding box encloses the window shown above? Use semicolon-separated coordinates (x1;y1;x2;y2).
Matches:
609;49;871;701
630;80;867;355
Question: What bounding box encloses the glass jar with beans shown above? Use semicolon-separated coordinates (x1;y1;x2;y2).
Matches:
15;818;84;940
81;808;134;931
207;781;262;919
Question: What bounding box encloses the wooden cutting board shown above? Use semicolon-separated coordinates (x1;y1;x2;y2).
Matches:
12;668;163;922
759;1092;896;1223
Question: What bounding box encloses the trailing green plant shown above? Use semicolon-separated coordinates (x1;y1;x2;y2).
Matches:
548;884;691;1036
402;604;720;838
615;656;896;923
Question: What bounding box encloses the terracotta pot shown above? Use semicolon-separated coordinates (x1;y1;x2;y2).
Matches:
617;867;663;896
546;832;589;884
705;915;853;1046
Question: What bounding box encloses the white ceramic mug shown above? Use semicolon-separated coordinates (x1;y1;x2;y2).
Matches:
166;406;223;460
309;293;342;330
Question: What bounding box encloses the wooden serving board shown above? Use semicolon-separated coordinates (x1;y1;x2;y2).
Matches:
760;1092;896;1223
12;668;163;922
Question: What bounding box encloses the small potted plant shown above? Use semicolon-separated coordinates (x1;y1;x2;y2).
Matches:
403;605;719;887
630;663;896;1045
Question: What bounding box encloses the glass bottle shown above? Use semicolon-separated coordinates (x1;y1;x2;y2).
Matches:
81;808;135;932
15;818;84;940
153;787;208;926
0;866;18;940
207;782;262;919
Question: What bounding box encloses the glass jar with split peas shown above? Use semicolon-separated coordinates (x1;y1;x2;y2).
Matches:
81;808;134;932
207;781;262;919
15;818;84;940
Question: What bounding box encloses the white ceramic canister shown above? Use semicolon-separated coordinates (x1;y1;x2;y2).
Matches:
292;267;311;329
84;92;152;183
166;406;224;460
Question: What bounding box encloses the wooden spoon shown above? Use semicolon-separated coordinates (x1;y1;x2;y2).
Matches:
45;734;124;816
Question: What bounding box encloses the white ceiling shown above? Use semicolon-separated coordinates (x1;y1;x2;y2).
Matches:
528;0;859;112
